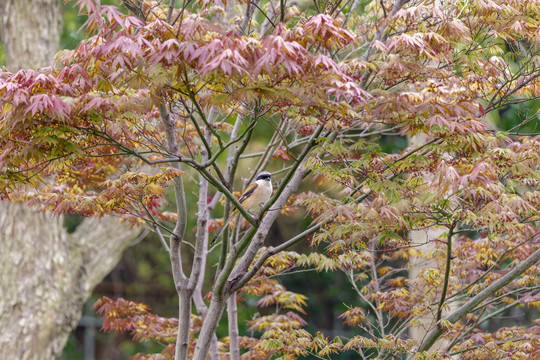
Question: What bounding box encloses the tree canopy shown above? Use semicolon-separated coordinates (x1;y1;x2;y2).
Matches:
1;0;539;359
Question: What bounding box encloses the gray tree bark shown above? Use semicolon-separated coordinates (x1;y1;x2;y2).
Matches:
408;133;455;352
0;0;62;70
0;203;142;360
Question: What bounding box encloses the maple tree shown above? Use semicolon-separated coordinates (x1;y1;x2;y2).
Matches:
0;2;144;360
1;0;540;359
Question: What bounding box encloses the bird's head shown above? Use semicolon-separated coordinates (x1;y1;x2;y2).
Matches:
255;171;271;182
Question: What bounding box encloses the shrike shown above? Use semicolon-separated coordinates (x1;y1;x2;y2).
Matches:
211;171;272;245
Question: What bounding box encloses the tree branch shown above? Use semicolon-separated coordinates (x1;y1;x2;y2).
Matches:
415;247;540;354
436;224;455;322
227;294;240;360
231;222;323;292
167;0;175;23
159;103;188;286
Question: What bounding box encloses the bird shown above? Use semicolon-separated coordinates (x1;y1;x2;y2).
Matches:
210;171;273;245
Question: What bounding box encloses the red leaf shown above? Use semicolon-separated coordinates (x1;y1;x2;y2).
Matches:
273;146;292;161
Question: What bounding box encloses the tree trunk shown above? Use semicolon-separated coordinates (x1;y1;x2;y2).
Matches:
0;0;62;70
0;203;141;360
408;227;448;347
408;133;456;352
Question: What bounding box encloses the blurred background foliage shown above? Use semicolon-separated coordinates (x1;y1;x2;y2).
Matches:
0;42;5;67
0;1;537;359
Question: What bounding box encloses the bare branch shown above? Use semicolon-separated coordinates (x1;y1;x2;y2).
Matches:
159;103;188;286
167;0;175;23
415;247;540;354
231;222;323;292
436;224;455;322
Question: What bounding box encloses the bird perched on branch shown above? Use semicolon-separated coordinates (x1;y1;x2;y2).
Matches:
210;171;273;245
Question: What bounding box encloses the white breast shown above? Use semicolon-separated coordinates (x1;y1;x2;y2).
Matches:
245;179;272;212
257;179;273;202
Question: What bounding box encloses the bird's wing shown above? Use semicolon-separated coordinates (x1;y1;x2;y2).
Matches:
238;182;258;204
211;183;259;245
